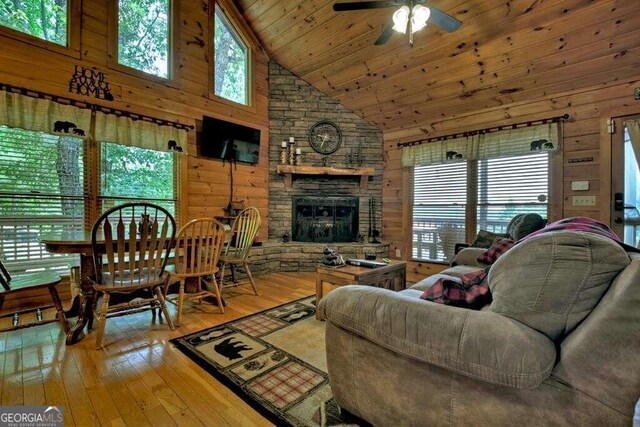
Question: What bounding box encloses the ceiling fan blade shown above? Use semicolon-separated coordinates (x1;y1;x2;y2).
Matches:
333;1;402;12
374;23;395;45
428;7;463;32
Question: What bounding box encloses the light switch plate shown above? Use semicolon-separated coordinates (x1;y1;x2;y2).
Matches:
395;248;401;258
571;181;590;191
572;196;596;206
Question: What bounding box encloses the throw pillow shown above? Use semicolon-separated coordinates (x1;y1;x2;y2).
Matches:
478;239;515;264
508;213;546;241
470;230;509;249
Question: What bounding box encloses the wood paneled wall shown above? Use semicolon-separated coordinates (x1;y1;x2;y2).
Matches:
0;0;270;236
383;79;640;281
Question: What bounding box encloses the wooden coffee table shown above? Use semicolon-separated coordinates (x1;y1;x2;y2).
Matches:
315;260;407;319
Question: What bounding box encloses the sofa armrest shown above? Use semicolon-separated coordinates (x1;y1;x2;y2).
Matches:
451;247;489;267
319;286;555;388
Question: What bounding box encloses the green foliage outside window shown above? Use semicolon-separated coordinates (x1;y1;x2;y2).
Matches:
117;0;169;78
214;6;248;105
0;0;67;45
101;142;173;201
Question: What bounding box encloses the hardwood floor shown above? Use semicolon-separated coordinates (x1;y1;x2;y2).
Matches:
0;272;317;426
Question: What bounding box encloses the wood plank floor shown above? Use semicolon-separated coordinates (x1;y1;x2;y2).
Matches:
0;272;317;426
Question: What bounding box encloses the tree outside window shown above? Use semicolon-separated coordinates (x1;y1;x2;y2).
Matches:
0;0;68;46
214;5;248;105
117;0;170;78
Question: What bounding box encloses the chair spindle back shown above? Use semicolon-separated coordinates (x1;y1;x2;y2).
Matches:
174;219;226;277
92;203;175;288
226;208;261;260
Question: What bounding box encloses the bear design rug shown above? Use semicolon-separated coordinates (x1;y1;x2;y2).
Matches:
171;296;363;427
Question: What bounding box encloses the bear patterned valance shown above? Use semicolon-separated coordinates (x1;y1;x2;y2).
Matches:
402;122;559;167
0;90;91;138
94;112;188;154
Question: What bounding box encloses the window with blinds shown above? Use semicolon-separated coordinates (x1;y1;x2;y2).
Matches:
0;125;85;273
412;152;549;263
477;152;548;234
413;162;467;262
99;142;175;215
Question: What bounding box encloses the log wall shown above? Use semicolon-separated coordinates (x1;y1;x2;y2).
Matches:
383;80;640;281
0;0;270;232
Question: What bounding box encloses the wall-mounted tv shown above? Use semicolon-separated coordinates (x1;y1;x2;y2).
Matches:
198;116;261;164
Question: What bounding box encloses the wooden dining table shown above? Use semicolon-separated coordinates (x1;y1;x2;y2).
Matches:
39;230;229;345
40;230;103;345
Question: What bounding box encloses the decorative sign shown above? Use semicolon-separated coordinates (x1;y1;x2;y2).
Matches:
68;65;114;101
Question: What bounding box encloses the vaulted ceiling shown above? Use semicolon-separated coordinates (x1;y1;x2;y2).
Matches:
236;0;640;137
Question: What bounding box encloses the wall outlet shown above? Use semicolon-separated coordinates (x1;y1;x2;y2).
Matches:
571;181;590;191
572;195;596;206
395;248;401;258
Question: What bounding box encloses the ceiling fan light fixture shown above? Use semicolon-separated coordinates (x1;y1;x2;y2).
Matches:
392;5;410;33
411;4;430;32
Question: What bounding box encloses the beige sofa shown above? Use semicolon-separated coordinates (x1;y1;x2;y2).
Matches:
319;231;640;426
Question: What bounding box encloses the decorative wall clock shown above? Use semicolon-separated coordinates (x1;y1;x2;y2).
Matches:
308;120;343;155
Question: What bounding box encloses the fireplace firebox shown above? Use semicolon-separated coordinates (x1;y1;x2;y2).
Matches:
292;197;358;243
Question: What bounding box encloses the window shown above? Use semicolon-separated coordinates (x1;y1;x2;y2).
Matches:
0;126;85;273
413;162;466;261
100;142;175;215
0;126;178;274
477;153;548;233
0;0;68;46
116;0;171;78
412;153;549;262
214;5;248;105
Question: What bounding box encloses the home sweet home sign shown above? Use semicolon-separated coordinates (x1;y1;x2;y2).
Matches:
68;65;114;101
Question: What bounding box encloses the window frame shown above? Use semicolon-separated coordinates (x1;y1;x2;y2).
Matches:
209;0;255;110
0;0;81;58
107;0;180;83
410;152;559;264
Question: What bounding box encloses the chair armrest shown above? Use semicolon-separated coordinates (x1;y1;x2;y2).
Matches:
319;286;555;389
451;247;489;267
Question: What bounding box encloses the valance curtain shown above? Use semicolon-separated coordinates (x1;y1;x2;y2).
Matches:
625;119;640;169
0;90;91;138
402;122;559;167
94;112;188;154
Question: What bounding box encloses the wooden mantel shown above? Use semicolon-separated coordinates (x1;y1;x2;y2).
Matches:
276;165;375;190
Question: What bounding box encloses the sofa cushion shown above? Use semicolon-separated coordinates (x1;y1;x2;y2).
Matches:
451;247;489;268
488;231;630;341
319;286;556;388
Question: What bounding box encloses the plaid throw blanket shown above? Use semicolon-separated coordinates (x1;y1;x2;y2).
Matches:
420;217;634;308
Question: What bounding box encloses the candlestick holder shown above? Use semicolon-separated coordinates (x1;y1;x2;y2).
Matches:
280;147;288;164
288;142;296;165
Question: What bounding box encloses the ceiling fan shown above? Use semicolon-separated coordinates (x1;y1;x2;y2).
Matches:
333;0;462;46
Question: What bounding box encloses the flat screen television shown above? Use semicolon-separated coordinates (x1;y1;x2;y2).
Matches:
198;116;261;164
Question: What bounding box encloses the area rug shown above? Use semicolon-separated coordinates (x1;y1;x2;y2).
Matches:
171;296;362;427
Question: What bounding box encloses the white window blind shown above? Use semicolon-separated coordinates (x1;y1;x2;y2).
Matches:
477;152;549;234
0;125;85;273
413;162;467;262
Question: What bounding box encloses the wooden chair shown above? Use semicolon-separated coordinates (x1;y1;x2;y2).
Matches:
219;207;261;295
90;202;175;350
0;259;69;333
165;218;226;324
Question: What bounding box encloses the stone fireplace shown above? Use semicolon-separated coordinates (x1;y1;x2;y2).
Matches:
292;196;359;243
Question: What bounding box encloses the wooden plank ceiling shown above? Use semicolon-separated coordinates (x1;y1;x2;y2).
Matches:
235;0;640;136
